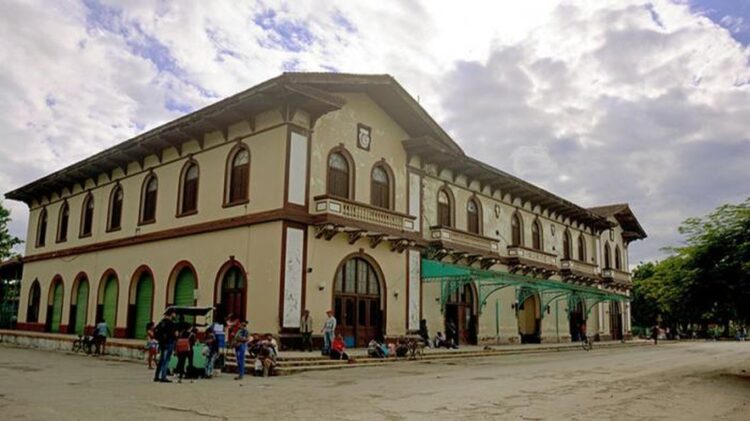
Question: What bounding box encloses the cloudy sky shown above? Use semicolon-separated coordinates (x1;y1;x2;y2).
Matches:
1;0;748;265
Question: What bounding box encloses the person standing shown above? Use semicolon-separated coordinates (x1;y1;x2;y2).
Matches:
651;324;659;345
300;309;313;352
94;319;111;355
321;309;336;355
153;309;177;383
203;326;219;378
419;319;431;348
175;327;192;383
233;320;250;380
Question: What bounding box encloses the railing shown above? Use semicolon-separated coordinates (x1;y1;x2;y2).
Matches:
506;245;558;266
429;226;499;253
601;268;631;284
313;195;416;232
560;259;600;277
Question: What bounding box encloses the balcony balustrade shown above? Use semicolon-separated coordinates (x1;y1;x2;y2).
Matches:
313;195;416;233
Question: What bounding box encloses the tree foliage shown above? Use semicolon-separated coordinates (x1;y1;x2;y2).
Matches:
632;198;750;332
0;201;22;260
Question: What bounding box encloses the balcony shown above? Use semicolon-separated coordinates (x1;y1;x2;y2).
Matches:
428;226;500;266
312;195;418;250
601;268;632;288
506;245;558;277
560;259;600;277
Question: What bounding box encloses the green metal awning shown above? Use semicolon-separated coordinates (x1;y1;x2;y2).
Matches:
421;259;627;317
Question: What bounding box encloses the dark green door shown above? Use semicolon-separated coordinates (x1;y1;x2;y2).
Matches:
174;269;195;323
75;280;89;335
50;283;63;333
133;276;153;340
102;277;118;334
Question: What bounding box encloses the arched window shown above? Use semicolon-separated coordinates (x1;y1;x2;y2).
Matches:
139;174;158;224
577;235;586;261
80;193;94;237
226;146;250;205
531;219;543;250
511;213;522;246
370;164;391;209
604;242;612;269
615;245;622;270
36;208;48;247
107;185;123;231
467;198;480;234
27;280;41;323
563;230;572;260
179;161;199;215
333;256;383;347
437;188;453;227
327;151;351;199
57;202;69;243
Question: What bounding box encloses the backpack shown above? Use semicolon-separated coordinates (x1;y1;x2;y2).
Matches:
176;338;191;354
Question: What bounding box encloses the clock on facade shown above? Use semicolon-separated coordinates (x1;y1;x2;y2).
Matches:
357;123;371;150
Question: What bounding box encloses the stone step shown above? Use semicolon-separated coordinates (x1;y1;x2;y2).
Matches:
222;341;650;374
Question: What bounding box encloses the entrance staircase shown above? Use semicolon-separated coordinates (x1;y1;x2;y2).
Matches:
222;340;650;376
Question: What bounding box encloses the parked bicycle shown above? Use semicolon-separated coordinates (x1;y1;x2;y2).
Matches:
72;335;95;354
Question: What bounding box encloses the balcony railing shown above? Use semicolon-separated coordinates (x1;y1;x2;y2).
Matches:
560;259;600;277
429;226;500;254
313;195;416;232
506;245;558;267
601;268;631;284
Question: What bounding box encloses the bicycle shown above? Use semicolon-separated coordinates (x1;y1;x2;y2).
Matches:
72;335;95;354
581;336;593;351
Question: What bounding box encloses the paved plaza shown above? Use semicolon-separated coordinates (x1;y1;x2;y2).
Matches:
0;341;748;420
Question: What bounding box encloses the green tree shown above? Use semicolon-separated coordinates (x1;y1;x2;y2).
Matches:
631;198;750;335
0;201;22;260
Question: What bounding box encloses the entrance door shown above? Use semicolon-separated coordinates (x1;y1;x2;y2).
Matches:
132;275;153;340
49;282;63;333
518;289;541;343
217;266;246;322
568;296;586;342
173;268;196;323
73;279;89;335
101;276;118;332
333;257;383;347
445;284;477;345
610;301;623;340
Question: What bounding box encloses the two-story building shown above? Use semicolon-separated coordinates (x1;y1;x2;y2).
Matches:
5;73;645;347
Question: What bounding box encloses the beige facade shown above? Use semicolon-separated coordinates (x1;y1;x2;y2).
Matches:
7;73;645;346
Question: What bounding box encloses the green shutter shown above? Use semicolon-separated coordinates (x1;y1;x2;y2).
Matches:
50;283;63;333
174;269;195;323
75;281;89;335
133;276;153;340
102;277;118;334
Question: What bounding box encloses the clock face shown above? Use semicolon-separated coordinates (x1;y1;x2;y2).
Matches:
357;125;371;150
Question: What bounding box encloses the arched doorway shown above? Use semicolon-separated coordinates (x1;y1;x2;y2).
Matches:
517;288;541;343
444;283;477;345
215;262;246;323
68;274;89;335
568;295;586;342
46;277;64;333
610;301;623;340
26;280;41;323
97;272;118;333
128;268;154;339
333;256;384;347
170;265;197;324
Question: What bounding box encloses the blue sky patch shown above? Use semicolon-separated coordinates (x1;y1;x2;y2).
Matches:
253;9;314;52
689;0;750;45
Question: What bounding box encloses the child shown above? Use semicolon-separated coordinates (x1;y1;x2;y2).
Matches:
175;328;192;383
330;334;350;361
146;322;158;369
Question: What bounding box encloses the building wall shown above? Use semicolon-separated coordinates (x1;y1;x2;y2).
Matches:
18;220;284;336
24;109;287;258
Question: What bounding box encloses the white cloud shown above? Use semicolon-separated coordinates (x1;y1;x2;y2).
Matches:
0;0;748;264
